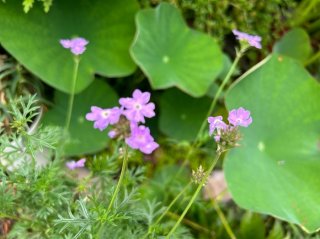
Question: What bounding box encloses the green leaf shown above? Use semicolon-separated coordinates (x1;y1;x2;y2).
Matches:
159;88;211;141
273;28;311;62
42;80;118;156
130;2;223;97
239;212;265;239
0;0;137;93
267;221;284;239
225;54;320;233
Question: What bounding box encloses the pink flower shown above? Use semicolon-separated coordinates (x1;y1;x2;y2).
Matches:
66;158;86;170
125;124;158;154
119;89;155;123
232;30;262;49
228;107;252;127
86;106;121;131
60;37;89;55
208;116;227;135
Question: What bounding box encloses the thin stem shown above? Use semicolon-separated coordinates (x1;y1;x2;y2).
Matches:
142;182;191;239
107;144;129;213
166;211;212;235
65;57;80;132
211;199;237;239
166;152;221;238
178;50;243;172
194;51;242;145
304;51;320;66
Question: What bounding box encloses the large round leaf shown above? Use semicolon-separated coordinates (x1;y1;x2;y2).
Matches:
225;54;320;233
273;28;311;63
159;88;211;141
130;2;223;97
0;0;137;93
42;80;118;156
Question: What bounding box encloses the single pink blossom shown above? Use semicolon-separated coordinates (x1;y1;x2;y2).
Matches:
86;106;121;131
232;30;262;49
60;37;89;55
119;89;155;123
208;116;227;135
66;158;86;170
228;107;252;127
125;124;158;154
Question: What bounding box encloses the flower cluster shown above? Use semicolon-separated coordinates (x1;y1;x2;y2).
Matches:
232;30;262;49
60;37;89;55
86;89;158;154
208;107;252;152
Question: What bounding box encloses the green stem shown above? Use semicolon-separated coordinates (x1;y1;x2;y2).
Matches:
211;199;237;239
107;144;129;213
65;57;80;132
178;50;243;172
304;51;320;66
194;51;242;145
166;211;212;235
166;152;221;238
142;182;191;239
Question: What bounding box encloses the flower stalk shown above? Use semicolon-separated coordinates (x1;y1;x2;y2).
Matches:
107;144;129;213
166;152;221;238
65;56;80;132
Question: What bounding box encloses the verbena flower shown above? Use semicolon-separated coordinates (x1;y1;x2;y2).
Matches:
208;107;252;152
125;123;159;154
228;107;252;127
60;37;89;55
119;89;155;123
208;116;227;135
86;89;159;154
232;30;262;49
66;158;86;170
86;106;121;131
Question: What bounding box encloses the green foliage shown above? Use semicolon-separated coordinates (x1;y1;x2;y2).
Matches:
273;28;312;63
140;0;297;47
159;88;211;141
131;2;223;97
239;212;265;239
42;80;118;156
225;54;320;233
0;0;137;94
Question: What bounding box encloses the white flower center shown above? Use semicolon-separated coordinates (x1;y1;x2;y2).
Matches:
101;110;110;118
134;103;142;110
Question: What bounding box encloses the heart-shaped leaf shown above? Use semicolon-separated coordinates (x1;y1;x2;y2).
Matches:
42;80;118;156
159;88;211;141
0;0;138;93
225;54;320;233
273;28;311;62
130;3;223;97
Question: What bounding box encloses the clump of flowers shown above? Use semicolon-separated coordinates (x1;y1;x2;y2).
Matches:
86;89;159;154
232;30;262;49
208;107;252;152
192;165;206;185
60;37;89;55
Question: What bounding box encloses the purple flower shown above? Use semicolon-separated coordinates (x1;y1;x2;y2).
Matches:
66;158;86;170
228;107;252;127
125;124;158;154
60;37;89;55
119;89;155;123
86;106;121;131
208;116;227;135
232;30;262;49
